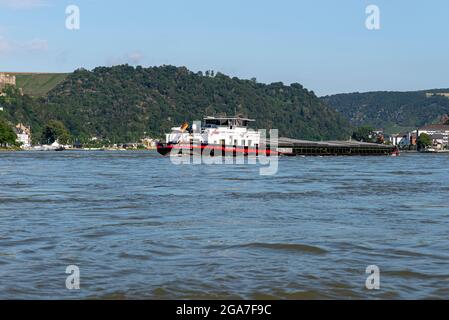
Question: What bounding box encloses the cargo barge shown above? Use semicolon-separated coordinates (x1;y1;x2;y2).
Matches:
276;138;398;156
157;116;399;157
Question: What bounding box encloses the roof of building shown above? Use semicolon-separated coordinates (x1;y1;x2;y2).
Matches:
204;116;255;122
430;134;445;139
419;124;449;131
393;132;409;137
14;123;31;135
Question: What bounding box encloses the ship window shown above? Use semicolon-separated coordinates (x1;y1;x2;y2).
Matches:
248;140;252;147
241;140;245;146
205;119;220;127
234;139;238;146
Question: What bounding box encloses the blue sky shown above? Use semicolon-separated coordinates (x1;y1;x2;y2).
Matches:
0;0;448;95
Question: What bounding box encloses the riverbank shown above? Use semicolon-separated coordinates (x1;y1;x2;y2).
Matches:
12;146;158;152
0;146;22;151
401;149;449;154
421;150;449;154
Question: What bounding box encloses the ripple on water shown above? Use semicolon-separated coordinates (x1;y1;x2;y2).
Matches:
228;191;324;200
384;270;449;280
232;242;328;255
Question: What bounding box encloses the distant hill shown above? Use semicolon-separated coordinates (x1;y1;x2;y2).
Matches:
13;73;68;96
322;89;449;134
1;65;351;143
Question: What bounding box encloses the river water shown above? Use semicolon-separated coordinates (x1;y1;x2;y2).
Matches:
0;151;448;299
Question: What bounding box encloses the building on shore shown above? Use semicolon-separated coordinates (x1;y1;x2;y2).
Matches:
0;73;16;90
389;132;417;148
141;137;157;149
15;123;32;148
417;124;449;150
428;134;445;150
426;92;449;98
389;133;406;146
391;124;449;150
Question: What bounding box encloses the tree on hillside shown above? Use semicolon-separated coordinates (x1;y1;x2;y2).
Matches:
417;133;432;151
41;120;71;144
0;118;17;147
352;126;375;142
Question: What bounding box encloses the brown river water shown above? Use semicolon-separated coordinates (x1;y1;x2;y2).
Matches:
0;151;448;299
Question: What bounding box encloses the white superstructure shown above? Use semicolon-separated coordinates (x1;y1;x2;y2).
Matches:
166;116;261;147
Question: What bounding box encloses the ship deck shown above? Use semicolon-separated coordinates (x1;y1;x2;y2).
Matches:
276;137;397;156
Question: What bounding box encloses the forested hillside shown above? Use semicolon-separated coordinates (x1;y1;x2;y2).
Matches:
322;90;449;134
15;65;349;142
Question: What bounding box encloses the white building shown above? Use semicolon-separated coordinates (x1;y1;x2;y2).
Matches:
389;132;416;147
141;137;157;148
389;134;406;146
17;133;31;147
417;125;449;149
15;123;32;148
0;73;16;90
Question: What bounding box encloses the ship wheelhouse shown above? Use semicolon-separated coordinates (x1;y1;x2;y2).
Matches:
165;115;261;148
201;116;260;147
203;117;253;129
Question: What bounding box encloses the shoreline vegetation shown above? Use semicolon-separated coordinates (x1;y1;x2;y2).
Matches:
0;146;21;152
0;147;157;152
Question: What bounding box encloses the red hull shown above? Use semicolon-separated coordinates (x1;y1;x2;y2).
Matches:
157;143;277;157
157;142;399;157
